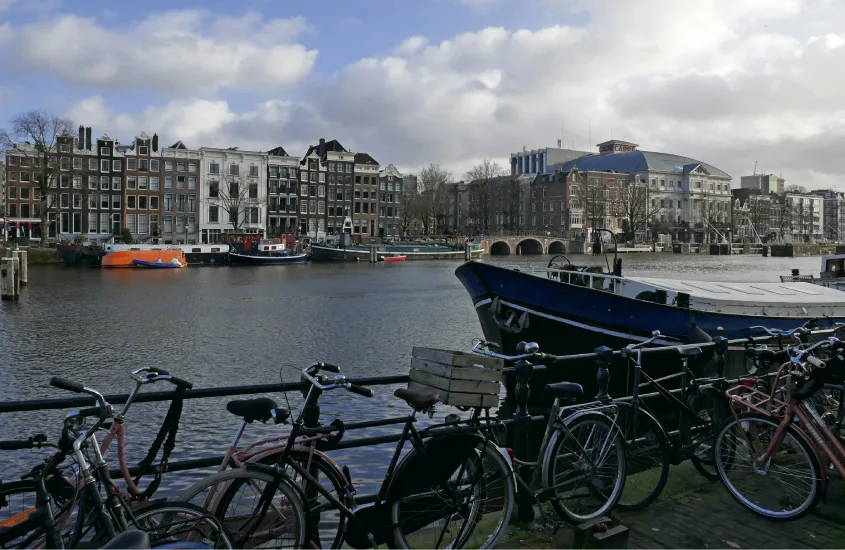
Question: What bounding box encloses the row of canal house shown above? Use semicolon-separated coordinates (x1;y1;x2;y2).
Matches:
3;128;405;244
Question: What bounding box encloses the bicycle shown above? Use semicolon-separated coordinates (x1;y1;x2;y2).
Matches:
0;377;234;549
472;340;628;525
178;362;515;549
715;334;845;520
606;330;732;510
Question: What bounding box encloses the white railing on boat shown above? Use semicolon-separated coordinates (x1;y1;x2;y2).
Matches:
505;265;626;292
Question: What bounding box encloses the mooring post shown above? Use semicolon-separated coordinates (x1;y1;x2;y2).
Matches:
18;250;27;285
464;242;471;261
369;245;377;263
512;342;536;521
1;257;18;300
713;328;728;378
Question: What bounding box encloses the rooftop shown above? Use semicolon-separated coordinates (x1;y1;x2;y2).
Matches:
550;150;731;179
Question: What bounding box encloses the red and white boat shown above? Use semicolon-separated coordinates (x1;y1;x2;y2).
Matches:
381;254;407;262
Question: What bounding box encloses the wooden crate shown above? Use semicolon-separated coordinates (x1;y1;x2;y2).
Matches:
407;347;503;408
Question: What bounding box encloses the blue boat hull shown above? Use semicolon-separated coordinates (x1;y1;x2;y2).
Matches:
132;259;184;269
454;261;845;406
229;253;308;265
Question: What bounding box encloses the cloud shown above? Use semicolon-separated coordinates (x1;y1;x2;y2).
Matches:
5;10;318;95
37;0;845;189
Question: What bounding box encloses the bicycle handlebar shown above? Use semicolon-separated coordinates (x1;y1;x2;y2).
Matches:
301;363;374;398
132;367;194;389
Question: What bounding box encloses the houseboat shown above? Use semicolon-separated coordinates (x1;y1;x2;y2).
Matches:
310;243;482;262
781;254;845;291
178;244;229;266
221;233;263;254
102;246;186;268
229;239;308;265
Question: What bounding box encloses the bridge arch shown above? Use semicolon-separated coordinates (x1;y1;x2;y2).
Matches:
489;241;512;255
547;240;566;254
516;238;544;255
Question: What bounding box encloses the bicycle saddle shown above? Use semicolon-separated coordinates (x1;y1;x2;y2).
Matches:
544;382;583;400
679;347;702;357
102;530;150;549
394;387;440;411
226;398;290;424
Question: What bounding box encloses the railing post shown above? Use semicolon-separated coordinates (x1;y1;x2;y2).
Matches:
713;328;728;378
594;346;613;402
512;342;536;521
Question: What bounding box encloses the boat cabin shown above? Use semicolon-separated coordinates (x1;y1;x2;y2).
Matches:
221;233;262;253
257;238;287;253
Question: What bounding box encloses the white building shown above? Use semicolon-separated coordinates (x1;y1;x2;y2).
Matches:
784;193;824;241
199;147;268;243
161;141;202;244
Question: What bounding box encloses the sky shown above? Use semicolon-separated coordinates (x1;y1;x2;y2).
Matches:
1;0;845;187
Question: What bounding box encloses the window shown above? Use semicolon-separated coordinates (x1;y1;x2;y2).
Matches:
166;175;174;188
7;204;16;217
164;216;173;233
249;184;258;199
89;158;97;170
249;208;259;224
165;160;174;171
138;214;148;235
73;157;82;170
318;202;325;215
249;165;258;177
309;172;317;183
88;176;97;189
209;162;219;175
99;213;109;234
100;146;109;155
72;176;82;189
150;196;159;210
89;195;97;209
21;172;31;183
300;171;307;181
59;174;70;188
150;215;159;235
188;162;197;173
164;193;173;211
127;158;137;170
72;193;81;208
139;196;148;210
188;176;196;189
7;156;18;166
176;194;185;212
101;194;109;209
113;160;122;171
150;160;159;172
89;213;98;232
127;176;136;190
139;159;149;172
150;177;159;191
188;194;196;212
187;216;196;233
7;186;16;199
101;159;110;172
209;182;219;198
176;216;185;233
177;175;186;188
112;177;121;190
112;195;121;210
318;185;326;197
127;196;136;209
300;184;308;196
229;164;239;176
228;182;238;197
319;173;325;183
309;200;316;214
328;189;335;201
300;201;308;214
98;176;108;190
126;214;136;234
138;177;148;190
209;205;219;223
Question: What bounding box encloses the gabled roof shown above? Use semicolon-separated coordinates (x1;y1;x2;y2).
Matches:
682;163;709;175
169;141;188;150
354;152;379;165
267;146;289;157
381;164;403;178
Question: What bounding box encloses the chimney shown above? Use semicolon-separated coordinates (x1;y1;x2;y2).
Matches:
319;137;325;154
78;125;84;148
85;127;92;151
152;133;159;152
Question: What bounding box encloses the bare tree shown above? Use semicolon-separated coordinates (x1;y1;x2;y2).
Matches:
0;110;75;247
204;172;258;233
464;159;504;234
785;184;808;194
417;163;452;235
619;181;663;241
502;177;524;232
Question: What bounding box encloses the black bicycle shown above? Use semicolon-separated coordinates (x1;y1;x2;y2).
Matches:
0;377;233;549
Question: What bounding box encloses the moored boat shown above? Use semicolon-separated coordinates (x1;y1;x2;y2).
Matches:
177;244;229;266
310;244;482;262
781;254;845;291
228;238;308;265
102;247;185;268
381;255;407;262
133;257;186;269
57;243;106;266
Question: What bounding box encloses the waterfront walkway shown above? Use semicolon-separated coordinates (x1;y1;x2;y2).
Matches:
505;462;845;549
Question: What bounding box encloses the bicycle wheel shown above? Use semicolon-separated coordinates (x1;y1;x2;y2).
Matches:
391;441;514;549
547;411;627;523
687;387;725;481
0;476;77;549
178;467;308;548
257;449;349;549
715;412;822;520
130;501;235;548
614;403;671;511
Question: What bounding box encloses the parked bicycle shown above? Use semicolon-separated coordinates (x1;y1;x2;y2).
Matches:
716;332;845;520
472;340;628;525
0;377;233;549
178;362;515;549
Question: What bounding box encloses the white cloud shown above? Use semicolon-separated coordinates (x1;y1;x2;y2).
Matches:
6;10;317;95
32;0;845;189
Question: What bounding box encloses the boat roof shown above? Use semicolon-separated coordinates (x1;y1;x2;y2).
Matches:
627;277;845;305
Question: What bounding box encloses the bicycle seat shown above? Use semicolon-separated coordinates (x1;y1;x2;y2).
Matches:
679;347;702;357
226;398;290;424
544;382;583;400
102;530;150;549
394;387;440;411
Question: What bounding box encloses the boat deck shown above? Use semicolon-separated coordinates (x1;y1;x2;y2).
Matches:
628;277;845;305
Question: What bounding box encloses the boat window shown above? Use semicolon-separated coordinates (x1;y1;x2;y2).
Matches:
192;248;201;253
130;248;140;251
211;248;220;252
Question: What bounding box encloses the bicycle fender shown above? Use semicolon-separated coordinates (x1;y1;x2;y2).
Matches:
385;432;485;501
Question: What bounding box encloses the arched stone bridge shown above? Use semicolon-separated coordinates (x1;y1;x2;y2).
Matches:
477;235;584;255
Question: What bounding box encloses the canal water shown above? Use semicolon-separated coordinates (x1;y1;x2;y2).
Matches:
0;254;821;495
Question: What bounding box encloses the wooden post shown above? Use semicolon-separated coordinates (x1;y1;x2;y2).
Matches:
369;245;377;263
464;243;471;261
9;251;20;294
18;250;28;285
1;257;18;300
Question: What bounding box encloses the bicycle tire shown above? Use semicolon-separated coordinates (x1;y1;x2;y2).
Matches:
686;387;725;481
0;475;78;549
390;441;514;549
714;412;822;520
130;501;235;549
256;448;349;549
614;402;671;511
177;467;308;548
547;411;627;523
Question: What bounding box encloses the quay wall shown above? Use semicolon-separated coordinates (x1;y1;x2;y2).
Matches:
770;244;838;257
0;247;61;264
